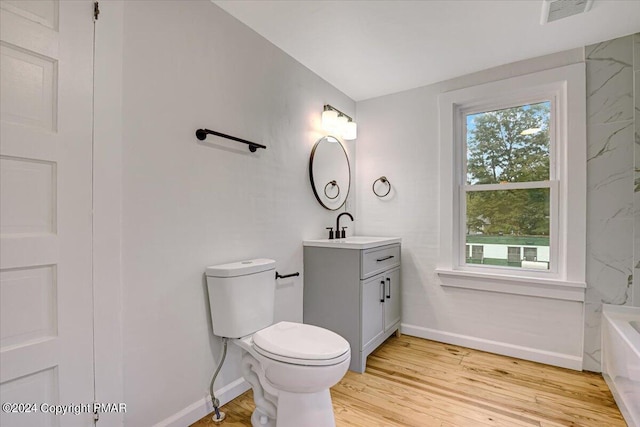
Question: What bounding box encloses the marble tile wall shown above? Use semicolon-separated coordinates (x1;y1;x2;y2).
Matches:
583;33;639;372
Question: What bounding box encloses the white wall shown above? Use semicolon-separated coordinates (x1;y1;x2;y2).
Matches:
97;1;355;425
94;1;125;425
355;49;587;370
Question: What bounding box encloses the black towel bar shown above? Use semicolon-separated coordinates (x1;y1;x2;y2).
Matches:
275;271;300;280
196;128;266;152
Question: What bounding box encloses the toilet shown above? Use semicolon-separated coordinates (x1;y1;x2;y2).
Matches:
205;258;350;427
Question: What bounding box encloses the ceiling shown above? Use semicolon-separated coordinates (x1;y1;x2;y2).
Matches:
213;0;640;102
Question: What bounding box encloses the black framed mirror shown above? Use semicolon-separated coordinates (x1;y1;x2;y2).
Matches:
309;136;351;210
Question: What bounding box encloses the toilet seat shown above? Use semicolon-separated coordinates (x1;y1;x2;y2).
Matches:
253;321;350;366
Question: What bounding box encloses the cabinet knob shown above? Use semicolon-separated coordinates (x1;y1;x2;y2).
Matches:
380;280;385;303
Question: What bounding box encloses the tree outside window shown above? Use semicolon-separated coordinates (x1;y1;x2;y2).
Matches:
464;101;551;270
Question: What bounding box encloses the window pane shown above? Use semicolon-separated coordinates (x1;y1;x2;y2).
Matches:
468;245;484;264
466;101;550;185
466;188;550;270
523;247;537;261
507;247;521;265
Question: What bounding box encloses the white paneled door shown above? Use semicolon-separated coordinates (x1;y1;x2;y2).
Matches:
1;1;95;426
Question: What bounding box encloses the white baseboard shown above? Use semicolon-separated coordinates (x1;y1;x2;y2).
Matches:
152;378;250;427
401;323;583;371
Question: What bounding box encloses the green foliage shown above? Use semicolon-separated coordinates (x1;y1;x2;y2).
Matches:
467;189;549;236
466;102;550;237
466;102;550;184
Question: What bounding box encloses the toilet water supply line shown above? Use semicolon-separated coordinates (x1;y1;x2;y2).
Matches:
209;337;228;423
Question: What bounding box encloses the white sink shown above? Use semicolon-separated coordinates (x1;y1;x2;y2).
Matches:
303;236;401;250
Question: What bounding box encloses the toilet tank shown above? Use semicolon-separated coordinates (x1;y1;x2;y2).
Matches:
205;258;276;338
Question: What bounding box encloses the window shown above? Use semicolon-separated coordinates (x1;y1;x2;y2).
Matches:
469;245;484;264
523;247;537;262
507;247;521;265
437;63;586;299
464;101;552;271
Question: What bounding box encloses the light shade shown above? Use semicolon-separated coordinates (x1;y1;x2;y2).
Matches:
322;109;338;132
322;104;357;140
343;121;357;140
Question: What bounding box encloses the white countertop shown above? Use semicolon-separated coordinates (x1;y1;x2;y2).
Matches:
303;236;401;250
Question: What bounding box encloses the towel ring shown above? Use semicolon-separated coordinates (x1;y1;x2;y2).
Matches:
324;180;340;200
372;176;391;197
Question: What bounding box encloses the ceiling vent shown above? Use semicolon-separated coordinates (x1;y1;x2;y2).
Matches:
540;0;594;24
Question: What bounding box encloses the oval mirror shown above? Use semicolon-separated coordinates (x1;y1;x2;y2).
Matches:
309;136;351;210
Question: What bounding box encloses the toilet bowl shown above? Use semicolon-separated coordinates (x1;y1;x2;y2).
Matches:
205;259;351;427
235;321;350;427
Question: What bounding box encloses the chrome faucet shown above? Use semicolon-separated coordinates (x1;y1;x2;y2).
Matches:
336;212;354;239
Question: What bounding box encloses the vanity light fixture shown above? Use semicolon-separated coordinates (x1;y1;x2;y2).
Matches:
322;104;357;140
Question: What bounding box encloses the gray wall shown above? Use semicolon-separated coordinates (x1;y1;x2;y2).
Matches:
583;33;640;372
114;1;355;425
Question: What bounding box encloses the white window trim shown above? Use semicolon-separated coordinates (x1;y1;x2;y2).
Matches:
436;63;586;301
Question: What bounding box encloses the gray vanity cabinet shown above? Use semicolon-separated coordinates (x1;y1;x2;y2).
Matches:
303;243;401;373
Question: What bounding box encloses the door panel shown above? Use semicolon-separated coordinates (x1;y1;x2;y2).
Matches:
361;274;384;349
384;267;401;331
0;1;94;426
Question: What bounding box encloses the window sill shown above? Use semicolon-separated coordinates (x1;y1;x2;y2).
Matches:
435;268;585;302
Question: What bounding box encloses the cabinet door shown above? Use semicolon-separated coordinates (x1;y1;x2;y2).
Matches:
384;267;401;331
361;274;385;349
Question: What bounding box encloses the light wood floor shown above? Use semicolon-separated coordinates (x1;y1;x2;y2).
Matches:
191;335;625;427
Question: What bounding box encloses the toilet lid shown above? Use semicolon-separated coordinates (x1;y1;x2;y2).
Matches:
253;321;350;362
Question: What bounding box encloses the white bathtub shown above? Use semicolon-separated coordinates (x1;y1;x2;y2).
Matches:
602;304;640;427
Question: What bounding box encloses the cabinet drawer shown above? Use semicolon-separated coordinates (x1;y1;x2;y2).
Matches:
361;244;400;279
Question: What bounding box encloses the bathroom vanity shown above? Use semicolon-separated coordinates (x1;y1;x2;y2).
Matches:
303;237;401;373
